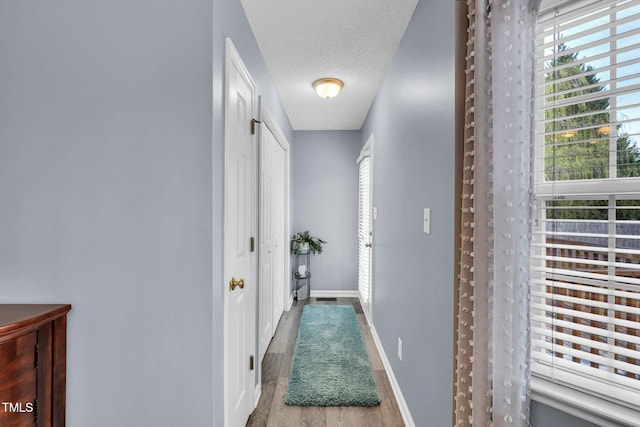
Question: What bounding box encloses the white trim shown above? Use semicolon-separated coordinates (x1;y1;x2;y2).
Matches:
535;178;640;198
254;383;261;409
309;290;360;298
361;300;373;326
286;292;294;311
531;376;640;427
260;102;290;152
370;324;415;427
356;133;373;164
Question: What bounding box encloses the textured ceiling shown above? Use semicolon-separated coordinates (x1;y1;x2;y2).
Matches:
240;0;419;131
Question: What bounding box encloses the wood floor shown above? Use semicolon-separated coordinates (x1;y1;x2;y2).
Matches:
246;297;405;427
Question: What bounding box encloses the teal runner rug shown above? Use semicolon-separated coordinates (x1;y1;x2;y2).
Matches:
285;304;381;406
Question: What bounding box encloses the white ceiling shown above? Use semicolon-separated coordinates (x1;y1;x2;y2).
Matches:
240;0;420;131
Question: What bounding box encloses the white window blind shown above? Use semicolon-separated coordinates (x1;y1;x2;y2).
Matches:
532;0;640;409
358;156;371;304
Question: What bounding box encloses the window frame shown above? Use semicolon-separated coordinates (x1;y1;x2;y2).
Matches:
531;0;640;423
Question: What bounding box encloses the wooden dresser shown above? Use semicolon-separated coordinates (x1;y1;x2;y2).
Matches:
0;304;71;427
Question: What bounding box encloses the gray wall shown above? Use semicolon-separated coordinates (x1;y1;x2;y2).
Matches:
0;1;214;425
360;0;455;424
291;131;361;292
531;401;599;427
0;0;291;426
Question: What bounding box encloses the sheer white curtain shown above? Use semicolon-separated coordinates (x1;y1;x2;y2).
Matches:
454;0;539;425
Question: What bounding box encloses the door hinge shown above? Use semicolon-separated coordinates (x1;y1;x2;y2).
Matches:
250;118;261;135
33;399;38;424
34;343;39;369
250;237;255;252
249;355;254;371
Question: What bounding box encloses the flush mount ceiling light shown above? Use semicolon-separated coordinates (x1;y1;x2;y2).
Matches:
312;78;343;99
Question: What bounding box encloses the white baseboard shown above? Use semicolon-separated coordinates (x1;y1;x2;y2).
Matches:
370;324;415;427
286;291;294;311
254;382;261;408
309;289;359;298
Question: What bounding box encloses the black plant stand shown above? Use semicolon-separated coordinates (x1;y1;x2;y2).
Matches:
294;272;311;302
294;251;311;302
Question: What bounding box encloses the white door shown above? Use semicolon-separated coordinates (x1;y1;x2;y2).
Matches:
258;115;287;362
358;135;374;322
259;124;275;360
271;139;286;326
224;38;256;427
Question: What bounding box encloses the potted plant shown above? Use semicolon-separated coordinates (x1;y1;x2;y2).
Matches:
290;231;327;255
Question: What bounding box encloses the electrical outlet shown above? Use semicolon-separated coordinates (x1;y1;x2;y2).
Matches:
373;207;378;220
397;337;403;361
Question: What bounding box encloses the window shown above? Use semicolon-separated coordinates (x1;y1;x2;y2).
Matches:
531;0;640;412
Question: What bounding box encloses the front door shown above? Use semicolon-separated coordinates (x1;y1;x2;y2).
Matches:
224;38;256;427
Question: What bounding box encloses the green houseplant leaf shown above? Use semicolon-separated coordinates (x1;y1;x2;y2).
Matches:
290;231;327;255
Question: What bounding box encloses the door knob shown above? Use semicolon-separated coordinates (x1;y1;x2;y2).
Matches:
229;277;245;291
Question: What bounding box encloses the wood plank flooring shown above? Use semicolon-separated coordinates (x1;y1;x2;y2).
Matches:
246;297;405;427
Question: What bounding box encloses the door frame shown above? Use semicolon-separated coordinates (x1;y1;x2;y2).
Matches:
223;37;258;427
259;99;291;312
357;133;375;324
